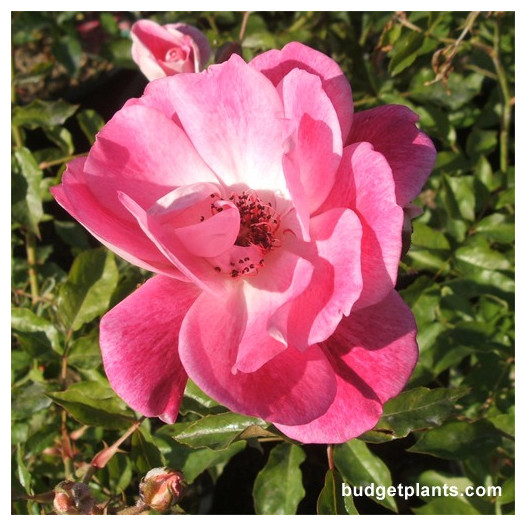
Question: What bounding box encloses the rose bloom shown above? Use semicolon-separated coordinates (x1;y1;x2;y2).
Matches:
131;19;210;80
52;43;436;444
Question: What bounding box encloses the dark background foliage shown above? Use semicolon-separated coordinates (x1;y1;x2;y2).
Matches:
11;11;514;515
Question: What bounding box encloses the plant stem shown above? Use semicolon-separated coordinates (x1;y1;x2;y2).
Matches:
83;419;144;483
117;501;148;515
61;411;73;479
39;152;87;170
327;444;335;471
25;232;40;305
239;11;251;42
491;18;512;180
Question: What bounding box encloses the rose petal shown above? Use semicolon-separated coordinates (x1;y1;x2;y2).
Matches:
250;41;353;142
118;192;227;295
278;68;343;215
276;290;418;443
178;288;337;426
348;105;437;206
320;142;404;309
270;207;363;350
234;250;314;373
51;158;180;277
138;55;287;192
84;103;218;217
100;276;201;423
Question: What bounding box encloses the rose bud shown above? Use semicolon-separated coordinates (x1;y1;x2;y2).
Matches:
131;19;210;80
139;468;187;512
53;481;97;515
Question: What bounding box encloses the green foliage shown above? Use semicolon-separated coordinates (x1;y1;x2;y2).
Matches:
253;443;306;514
334;440;398;512
47;380;136;429
317;469;358;515
11;10;514;515
57;248;119;331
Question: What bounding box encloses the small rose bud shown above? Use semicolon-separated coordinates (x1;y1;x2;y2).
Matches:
139;467;187;512
53;481;97;515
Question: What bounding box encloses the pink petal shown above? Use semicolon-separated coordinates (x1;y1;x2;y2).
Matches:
278;68;343;215
100;276;201;423
51;158;180;278
138;55;287;192
270;207;363;350
234;250;314;373
118;192;227;296
276;290;418;443
250;42;353;142
320;142;404;309
146;183;241;259
178;288;337;426
175;206;240;258
348;105;436;206
84;102;218;217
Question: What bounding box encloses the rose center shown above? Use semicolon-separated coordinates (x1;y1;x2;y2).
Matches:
210;191;281;278
165;47;189;63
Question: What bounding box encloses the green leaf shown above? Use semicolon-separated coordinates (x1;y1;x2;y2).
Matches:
47;380;135;429
408;420;502;460
411;222;451;250
334;440;397;512
76;109;105;145
375;386;470;438
16;444;33;494
388;33;434;76
466;129;498;160
446;175;476;221
54;220;91;250
58;248;119;331
107;455;133;494
414;469;494;513
11;307;62;355
51;35;83;77
99;12;119;35
253;443;306;515
413;496;482;514
12;383;52;420
131;426;164;473
498;477;515;506
43;126;75;155
317;469;358;515
455;242;511;272
474;214;515;244
417;469;475;500
410;71;484;111
155;435;245;484
12;148;43;234
183;379;221;409
12;99;78;129
67;333;103;371
165;413;273;450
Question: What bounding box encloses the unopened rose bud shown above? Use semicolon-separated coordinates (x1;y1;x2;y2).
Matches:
53;481;98;515
139;467;187;512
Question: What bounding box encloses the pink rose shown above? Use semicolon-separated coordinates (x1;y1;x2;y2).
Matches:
52;43;436;444
131;19;210;80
